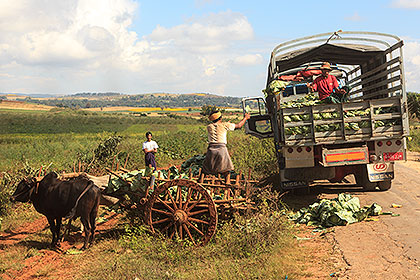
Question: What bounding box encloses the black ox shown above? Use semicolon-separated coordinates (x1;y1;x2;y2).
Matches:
10;172;101;249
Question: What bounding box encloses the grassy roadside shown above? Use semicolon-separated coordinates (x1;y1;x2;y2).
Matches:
0;203;335;280
74;211;299;280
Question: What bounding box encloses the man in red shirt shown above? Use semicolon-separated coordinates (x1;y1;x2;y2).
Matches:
309;62;346;103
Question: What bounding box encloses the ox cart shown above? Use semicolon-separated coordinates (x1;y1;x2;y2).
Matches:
61;165;259;246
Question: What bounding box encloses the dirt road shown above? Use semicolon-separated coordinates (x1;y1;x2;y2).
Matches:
307;153;420;279
332;158;420;279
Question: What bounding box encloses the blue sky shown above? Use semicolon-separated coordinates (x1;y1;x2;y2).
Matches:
134;1;420;39
0;0;420;97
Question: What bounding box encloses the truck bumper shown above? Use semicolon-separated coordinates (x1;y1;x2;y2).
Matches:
322;146;369;167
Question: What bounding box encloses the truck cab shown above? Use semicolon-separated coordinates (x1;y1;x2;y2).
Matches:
243;31;409;191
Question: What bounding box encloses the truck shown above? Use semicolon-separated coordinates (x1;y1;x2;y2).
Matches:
242;31;409;191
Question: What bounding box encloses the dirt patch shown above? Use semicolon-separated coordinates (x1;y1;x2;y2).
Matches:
294;225;345;279
0;217;47;246
0;100;53;111
0;209;121;280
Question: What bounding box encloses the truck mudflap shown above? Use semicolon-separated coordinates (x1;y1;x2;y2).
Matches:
367;162;394;182
281;180;309;190
279;169;309;190
322;146;369;167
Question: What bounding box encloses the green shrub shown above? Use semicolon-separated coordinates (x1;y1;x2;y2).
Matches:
408;127;420;152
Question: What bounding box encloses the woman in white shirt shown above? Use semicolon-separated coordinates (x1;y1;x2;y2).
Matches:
202;111;250;175
143;131;159;171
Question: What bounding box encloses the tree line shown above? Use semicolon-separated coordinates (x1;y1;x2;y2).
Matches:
16;93;243;109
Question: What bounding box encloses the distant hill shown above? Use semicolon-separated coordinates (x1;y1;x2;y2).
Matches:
0;93;59;98
9;92;243;109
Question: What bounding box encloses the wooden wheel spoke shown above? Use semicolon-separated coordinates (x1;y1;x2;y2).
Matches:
183;224;196;246
167;190;178;210
157;197;174;213
152;217;172;225
186;221;204;236
162;221;175;233
188;208;209;216
169;227;176;239
177;185;182;209
183;188;193;210
188;217;209;225
146;179;217;246
151;208;172;216
186;197;202;213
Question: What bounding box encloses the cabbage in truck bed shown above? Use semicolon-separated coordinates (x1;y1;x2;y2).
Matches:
281;94;400;135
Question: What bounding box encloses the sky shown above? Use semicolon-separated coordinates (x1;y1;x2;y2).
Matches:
1;0;420;97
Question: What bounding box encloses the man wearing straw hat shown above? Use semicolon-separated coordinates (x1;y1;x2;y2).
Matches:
309;62;347;103
202;111;250;176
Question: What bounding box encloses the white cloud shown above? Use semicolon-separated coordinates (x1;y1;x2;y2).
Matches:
233;54;263;66
0;2;260;95
391;0;420;9
403;40;420;91
344;12;362;21
148;10;254;53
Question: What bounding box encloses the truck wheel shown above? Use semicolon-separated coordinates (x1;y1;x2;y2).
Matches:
377;180;392;191
355;165;377;191
360;180;377;191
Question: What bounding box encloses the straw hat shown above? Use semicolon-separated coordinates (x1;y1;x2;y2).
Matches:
208;111;222;121
320;62;332;70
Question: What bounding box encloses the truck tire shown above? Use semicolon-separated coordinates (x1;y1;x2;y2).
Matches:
358;179;377;191
377;180;392;191
355;165;377;191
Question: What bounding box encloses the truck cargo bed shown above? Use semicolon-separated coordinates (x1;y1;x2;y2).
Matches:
279;96;408;146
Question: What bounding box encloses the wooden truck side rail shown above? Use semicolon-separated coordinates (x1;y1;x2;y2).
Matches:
279;96;406;146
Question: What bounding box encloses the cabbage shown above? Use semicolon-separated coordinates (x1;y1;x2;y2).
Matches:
315;124;330;132
321;112;333;119
345;122;360;130
300;114;310;121
284;116;292;123
359;121;370;128
263;80;290;96
313;113;322;120
280;93;320;109
375;121;385;128
290;115;301;122
290;193;383;228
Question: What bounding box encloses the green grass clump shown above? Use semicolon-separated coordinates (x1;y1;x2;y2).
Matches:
74;207;300;280
408;125;420;152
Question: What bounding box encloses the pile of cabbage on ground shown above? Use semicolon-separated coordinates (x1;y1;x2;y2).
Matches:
281;93;400;136
290;193;383;228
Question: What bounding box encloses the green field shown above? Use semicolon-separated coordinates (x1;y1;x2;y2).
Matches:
0;109;333;280
0;109;275;176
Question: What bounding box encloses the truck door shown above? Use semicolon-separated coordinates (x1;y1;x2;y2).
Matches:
241;97;274;138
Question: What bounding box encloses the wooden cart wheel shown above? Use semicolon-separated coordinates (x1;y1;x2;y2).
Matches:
145;179;217;246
